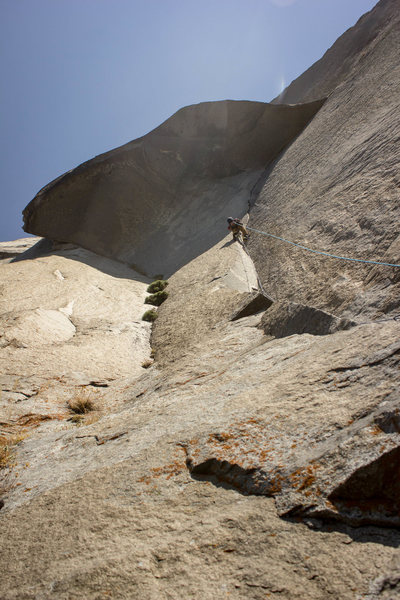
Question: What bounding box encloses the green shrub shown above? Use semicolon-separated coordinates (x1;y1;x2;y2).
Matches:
147;279;169;294
144;290;169;306
142;309;158;322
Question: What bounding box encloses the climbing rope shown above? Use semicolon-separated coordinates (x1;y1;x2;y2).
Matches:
233;233;400;325
246;226;400;268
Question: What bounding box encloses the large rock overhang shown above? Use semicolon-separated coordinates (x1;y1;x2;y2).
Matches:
23;99;325;277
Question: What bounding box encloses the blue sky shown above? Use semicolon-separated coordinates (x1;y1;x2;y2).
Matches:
1;0;377;242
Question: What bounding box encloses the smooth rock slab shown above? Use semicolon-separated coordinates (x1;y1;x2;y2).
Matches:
0;308;76;347
0;240;152;428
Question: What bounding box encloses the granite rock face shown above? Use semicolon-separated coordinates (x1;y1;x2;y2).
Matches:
0;238;152;429
250;0;400;321
260;301;356;338
23;99;324;277
274;0;399;104
1;1;400;599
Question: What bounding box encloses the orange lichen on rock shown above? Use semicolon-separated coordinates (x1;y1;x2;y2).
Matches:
268;475;283;494
208;431;235;443
258;449;271;461
150;459;184;479
289;463;320;492
1;413;64;429
369;425;384;436
298;474;316;490
137;449;186;487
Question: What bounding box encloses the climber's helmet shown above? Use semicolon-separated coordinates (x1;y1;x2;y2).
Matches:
227;217;233;223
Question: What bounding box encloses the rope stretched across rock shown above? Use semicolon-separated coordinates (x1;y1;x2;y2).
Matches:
233;225;400;325
246;226;400;268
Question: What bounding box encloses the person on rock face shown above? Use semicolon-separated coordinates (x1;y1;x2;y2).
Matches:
227;217;249;243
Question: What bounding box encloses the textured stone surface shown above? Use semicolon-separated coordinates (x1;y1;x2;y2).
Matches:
260;301;356;337
1;307;76;347
274;0;399;104
249;0;400;322
1;286;400;599
0;236;38;260
231;291;273;321
0;239;151;425
1;1;400;598
23;99;324;277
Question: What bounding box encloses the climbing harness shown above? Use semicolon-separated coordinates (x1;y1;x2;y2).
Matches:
245;226;400;268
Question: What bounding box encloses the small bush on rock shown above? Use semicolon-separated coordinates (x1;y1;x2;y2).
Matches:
147;279;168;294
142;309;158;322
145;290;169;306
67;391;95;414
0;442;11;470
0;434;24;469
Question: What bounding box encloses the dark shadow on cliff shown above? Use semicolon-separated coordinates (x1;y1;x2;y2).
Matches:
284;515;400;549
11;238;151;283
220;239;236;249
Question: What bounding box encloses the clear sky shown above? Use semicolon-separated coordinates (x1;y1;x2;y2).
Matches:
1;0;377;242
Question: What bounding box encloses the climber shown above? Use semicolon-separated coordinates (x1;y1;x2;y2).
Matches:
227;217;249;243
